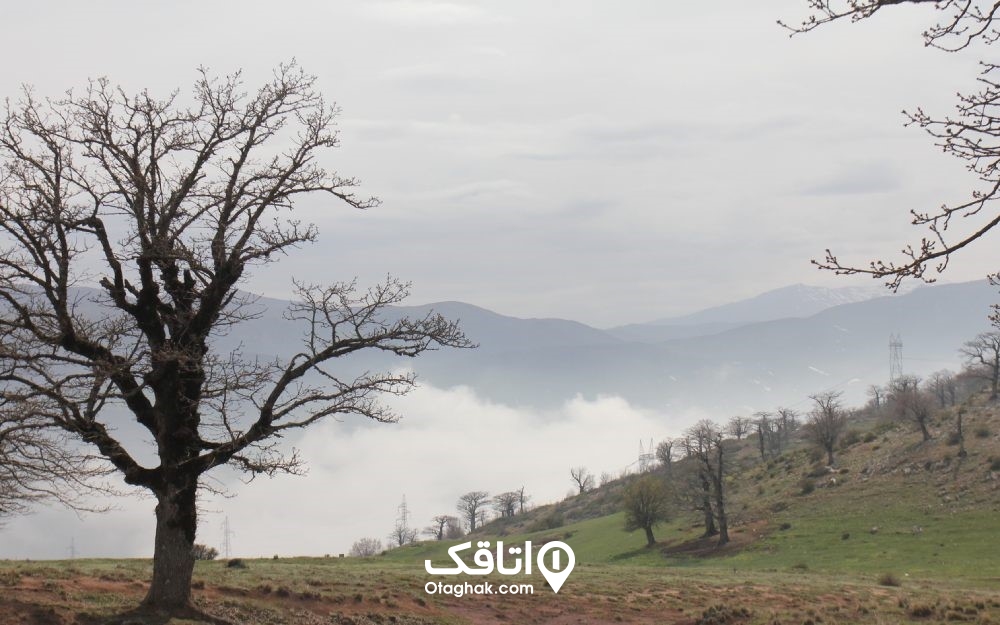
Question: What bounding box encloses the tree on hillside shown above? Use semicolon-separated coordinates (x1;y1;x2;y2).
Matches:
492;491;519;518
867;385;884;412
622;474;671;547
753;411;774;460
805;392;848;465
926;370;957;408
0;64;471;615
388;520;417;548
456;491;490;532
784;3;1000;294
960;331;1000;400
423;515;459;541
569;466;595;494
891;375;934;441
775;407;799;449
655;438;675;471
686;420;730;546
726;416;752;441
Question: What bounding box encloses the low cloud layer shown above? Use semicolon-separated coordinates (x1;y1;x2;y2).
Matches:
1;382;706;560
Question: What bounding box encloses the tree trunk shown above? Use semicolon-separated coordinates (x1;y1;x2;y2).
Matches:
919;420;931;442
714;446;729;547
644;525;656;547
143;481;198;612
700;476;717;537
826;445;835;467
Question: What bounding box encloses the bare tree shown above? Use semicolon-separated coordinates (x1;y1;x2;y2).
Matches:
388;521;417;548
960;331;1000;400
805;392;848;466
0;65;471;614
517;485;530;514
492;491;519;518
784;3;1000;294
655;438;674;471
774;407;799;453
456;491;490;532
686;420;729;546
622;474;670;547
349;537;383;558
926;370;956;408
867;385;884;412
0;403;111;519
423;515;458;541
569;466;594;494
753;411;773;460
892;376;934;441
726;416;752;441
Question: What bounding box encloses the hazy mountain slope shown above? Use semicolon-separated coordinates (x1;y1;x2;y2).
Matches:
646;283;915;327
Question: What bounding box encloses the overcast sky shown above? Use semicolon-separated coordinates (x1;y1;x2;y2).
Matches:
2;1;998;559
1;1;995;327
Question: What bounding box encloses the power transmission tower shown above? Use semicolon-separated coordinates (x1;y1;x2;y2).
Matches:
221;516;234;559
68;536;76;560
889;334;903;384
638;438;654;472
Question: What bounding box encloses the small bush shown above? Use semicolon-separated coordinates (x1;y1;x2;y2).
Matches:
863;432;877;443
975;427;991;439
989;458;1000;472
878;572;901;587
908;603;934;618
226;558;246;569
841;532;850;540
946;431;962;446
799;479;816;495
191;544;219;561
779;522;792;531
841;429;862;448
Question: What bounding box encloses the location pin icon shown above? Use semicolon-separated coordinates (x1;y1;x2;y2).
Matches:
536;541;575;593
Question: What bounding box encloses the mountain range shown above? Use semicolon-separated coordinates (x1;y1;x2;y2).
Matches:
223;279;997;417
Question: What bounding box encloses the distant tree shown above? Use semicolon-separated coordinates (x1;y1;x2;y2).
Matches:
655;438;675;471
867;385;884;412
349;537;383;558
726;416;751;441
960;331;1000;400
926;370;956;408
599;471;614;487
492;491;519;518
191;544;219;561
569;466;595;494
891;376;934;441
622;474;671;547
516;486;530;514
388;521;417;548
753;412;773;461
456;491;490;532
686;420;730;546
805;392;848;465
775;407;799;450
423;515;457;541
955;407;968;458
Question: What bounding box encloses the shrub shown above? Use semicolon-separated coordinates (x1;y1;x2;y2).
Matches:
226;558;246;569
799;479;816;495
841;429;862;448
862;432;877;443
878;572;901;587
349;537;383;558
946;431;962;446
989;458;1000;472
191;544;219;561
779;522;792;531
975;427;991;439
841;532;850;540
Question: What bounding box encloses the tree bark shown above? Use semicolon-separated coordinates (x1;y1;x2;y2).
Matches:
644;525;656;547
700;476;717;537
714;444;729;547
143;481;198;611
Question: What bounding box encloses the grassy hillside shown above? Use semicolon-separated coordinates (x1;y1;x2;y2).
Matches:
389;390;1000;583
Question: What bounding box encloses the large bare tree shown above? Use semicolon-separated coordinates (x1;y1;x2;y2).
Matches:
0;64;470;615
785;3;1000;293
